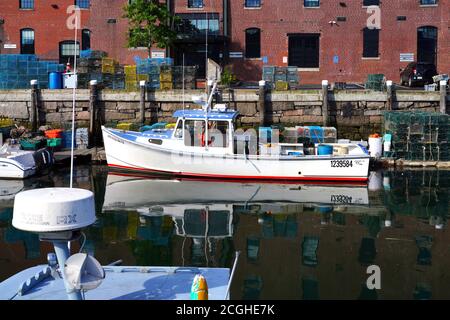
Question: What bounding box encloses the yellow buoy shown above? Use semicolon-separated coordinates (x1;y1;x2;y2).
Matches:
190;274;208;300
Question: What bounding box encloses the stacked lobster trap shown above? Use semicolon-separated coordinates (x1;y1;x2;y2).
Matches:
384;111;450;161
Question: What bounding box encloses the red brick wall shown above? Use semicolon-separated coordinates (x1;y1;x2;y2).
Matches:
86;0;148;65
0;0;91;60
1;0;448;84
228;0;450;84
173;0;224;34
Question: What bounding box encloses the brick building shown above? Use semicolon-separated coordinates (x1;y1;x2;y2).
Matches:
0;0;448;84
227;0;450;84
0;0;92;63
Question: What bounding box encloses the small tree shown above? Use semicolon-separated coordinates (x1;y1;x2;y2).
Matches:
220;66;237;87
124;0;178;57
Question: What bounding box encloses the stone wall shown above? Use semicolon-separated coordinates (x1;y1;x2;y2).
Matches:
0;88;447;140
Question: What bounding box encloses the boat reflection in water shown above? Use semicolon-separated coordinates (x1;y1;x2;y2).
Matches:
103;173;369;209
102;173;369;266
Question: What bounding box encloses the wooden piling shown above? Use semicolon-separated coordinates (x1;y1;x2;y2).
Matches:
139;80;146;125
30;80;38;132
322;80;329;126
258;80;266;126
386;80;393;110
440;80;447;114
89;80;98;148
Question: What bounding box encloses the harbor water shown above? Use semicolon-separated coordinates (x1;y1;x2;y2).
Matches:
0;165;449;300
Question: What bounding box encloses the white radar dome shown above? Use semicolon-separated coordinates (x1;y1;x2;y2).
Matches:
12;188;96;233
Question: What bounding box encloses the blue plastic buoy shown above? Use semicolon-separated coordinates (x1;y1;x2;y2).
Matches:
48;72;63;89
317;144;333;155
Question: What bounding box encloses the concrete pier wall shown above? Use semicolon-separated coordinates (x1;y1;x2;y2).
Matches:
0;89;447;140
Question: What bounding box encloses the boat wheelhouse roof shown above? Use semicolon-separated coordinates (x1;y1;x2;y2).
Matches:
173;109;239;121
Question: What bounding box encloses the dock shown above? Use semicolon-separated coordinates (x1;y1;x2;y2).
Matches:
377;158;450;169
53;147;106;164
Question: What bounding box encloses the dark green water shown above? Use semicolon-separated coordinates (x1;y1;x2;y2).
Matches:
0;166;449;299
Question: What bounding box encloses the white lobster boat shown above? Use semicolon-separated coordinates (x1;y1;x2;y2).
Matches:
102;85;370;182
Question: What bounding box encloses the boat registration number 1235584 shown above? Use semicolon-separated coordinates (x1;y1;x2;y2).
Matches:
331;160;353;168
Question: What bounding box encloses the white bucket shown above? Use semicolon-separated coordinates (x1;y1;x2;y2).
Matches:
368;137;383;158
383;141;391;152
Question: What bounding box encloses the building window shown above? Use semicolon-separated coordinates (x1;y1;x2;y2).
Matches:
176;13;220;37
245;28;261;58
188;0;203;8
304;0;319;7
363;28;379;58
420;0;437;4
20;28;35;54
59;41;80;64
363;0;380;5
19;0;34;9
82;29;91;50
288;34;320;68
245;0;261;7
75;0;90;9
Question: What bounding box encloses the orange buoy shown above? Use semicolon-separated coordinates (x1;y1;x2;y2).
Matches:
190;274;208;300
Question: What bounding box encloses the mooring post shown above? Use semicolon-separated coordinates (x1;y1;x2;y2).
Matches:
386;80;393;110
258;80;266;126
89;80;98;148
440;80;447;114
140;80;146;125
30;80;38;132
321;80;329;126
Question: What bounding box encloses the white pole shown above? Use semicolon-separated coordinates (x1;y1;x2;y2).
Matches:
182;53;185;112
70;14;78;189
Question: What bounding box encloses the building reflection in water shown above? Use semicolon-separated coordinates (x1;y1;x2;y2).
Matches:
0;167;449;300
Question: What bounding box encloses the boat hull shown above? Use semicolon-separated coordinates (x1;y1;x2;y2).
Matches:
0;159;36;179
102;127;370;182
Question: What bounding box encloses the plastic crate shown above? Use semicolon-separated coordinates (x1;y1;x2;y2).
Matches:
275;67;287;75
160;81;173;90
124;65;137;75
102;64;115;74
137;74;149;82
20;139;46;151
275;81;289;91
274;74;287;82
125;81;138;91
262;66;275;75
47;138;62;147
160;73;172;82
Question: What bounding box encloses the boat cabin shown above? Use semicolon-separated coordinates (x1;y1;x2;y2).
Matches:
148;108;240;155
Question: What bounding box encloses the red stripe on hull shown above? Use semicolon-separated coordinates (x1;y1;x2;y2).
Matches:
108;164;369;182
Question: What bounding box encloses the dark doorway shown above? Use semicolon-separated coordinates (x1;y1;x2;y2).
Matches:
174;12;225;78
417;26;437;65
174;43;222;78
288;33;320;68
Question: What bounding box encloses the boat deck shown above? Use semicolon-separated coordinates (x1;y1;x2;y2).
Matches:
0;265;230;300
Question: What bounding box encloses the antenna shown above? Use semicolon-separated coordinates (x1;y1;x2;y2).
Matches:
205;11;208;95
182;53;185;112
69;14;78;189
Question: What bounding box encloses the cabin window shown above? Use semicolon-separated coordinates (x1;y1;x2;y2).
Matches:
184;120;206;147
174;119;183;139
208;121;229;148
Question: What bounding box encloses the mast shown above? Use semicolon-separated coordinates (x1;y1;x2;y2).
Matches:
69;8;79;189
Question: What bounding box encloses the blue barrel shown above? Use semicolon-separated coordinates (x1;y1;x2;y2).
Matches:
318;144;333;155
48;72;63;89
